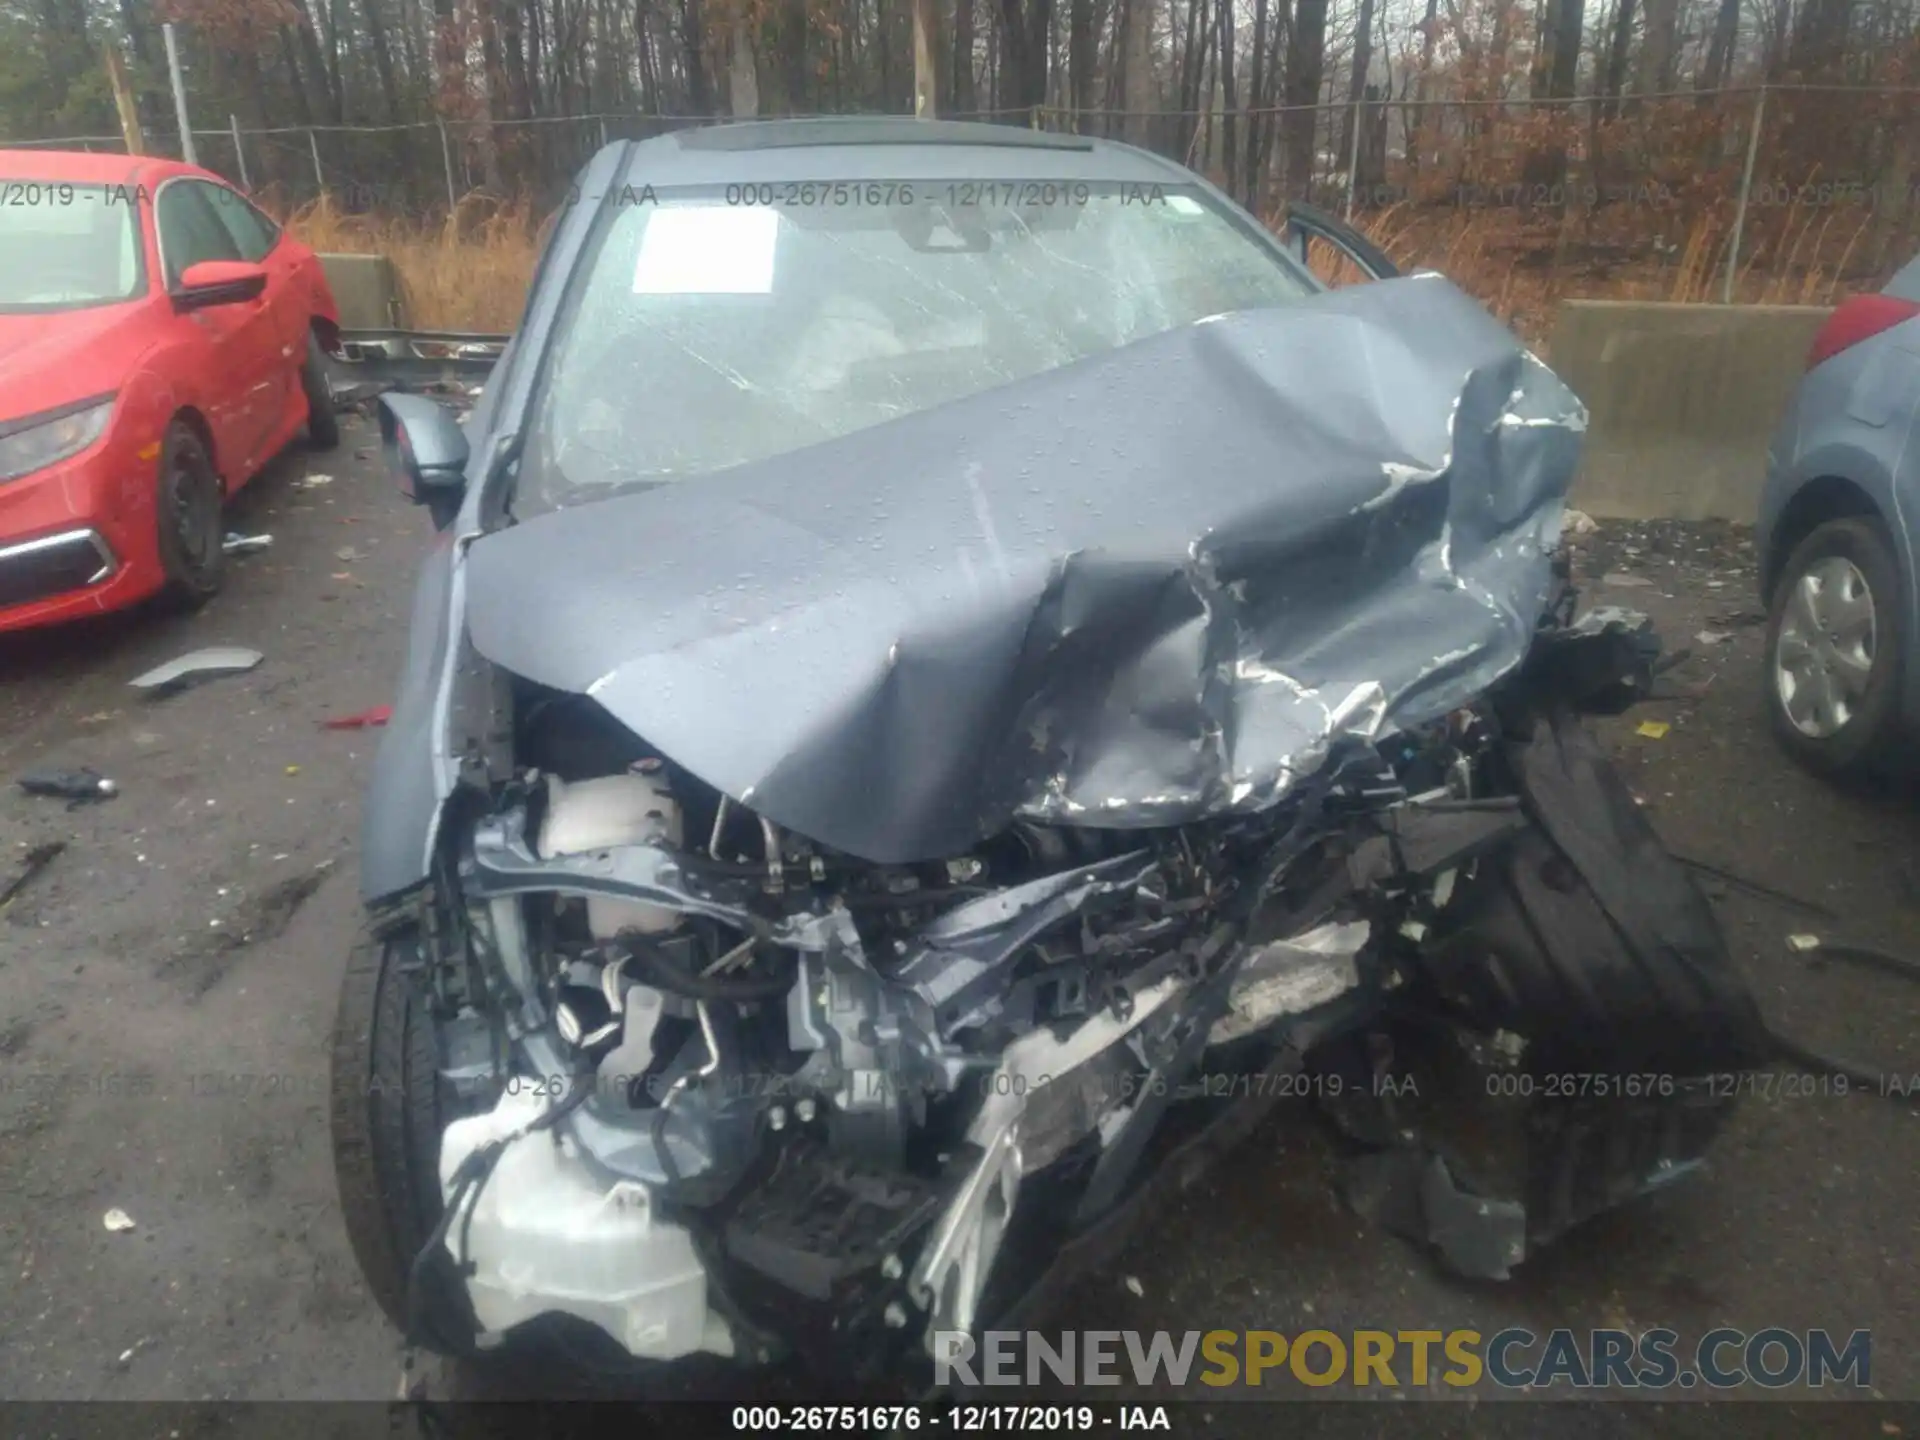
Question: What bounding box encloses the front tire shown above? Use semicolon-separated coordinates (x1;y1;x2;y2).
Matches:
154;420;225;610
1765;515;1906;779
302;330;341;450
330;916;478;1354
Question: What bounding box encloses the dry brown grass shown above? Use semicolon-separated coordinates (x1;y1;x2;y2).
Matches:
281;185;1889;340
278;191;543;331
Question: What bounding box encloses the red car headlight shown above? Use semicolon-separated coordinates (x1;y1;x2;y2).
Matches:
0;394;117;483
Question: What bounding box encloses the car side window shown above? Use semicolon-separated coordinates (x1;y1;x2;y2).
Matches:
157;181;242;286
206;185;281;262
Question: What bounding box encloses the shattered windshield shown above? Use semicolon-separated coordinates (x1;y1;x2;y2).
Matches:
515;183;1316;514
0;180;144;312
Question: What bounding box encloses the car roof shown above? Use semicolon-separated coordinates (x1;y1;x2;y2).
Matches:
0;148;214;188
618;117;1195;189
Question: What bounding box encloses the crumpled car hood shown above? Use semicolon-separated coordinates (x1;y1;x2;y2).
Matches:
465;274;1585;864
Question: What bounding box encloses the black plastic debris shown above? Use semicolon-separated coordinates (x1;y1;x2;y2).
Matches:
18;768;117;804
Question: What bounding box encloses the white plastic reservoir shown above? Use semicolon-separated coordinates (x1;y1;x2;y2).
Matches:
438;1082;733;1360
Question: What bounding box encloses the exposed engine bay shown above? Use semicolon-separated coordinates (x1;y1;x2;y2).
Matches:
359;577;1767;1384
338;274;1771;1388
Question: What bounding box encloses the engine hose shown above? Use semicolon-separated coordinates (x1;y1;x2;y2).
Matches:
1760;938;1920;1100
624;938;797;1001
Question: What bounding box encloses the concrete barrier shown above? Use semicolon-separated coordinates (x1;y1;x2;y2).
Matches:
1549;299;1833;522
318;253;405;331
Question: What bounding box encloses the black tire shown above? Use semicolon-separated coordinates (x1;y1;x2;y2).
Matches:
329;916;479;1355
302;329;340;450
154;420;225;610
1764;515;1907;780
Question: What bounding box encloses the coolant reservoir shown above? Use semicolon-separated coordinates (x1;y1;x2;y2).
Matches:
537;771;685;936
439;1083;732;1360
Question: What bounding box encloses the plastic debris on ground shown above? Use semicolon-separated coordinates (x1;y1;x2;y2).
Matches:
222;532;273;555
295;473;334;489
129;647;264;695
102;1209;136;1232
1563;508;1599;535
1787;934;1822;952
1635;720;1671;739
323;704;392;730
1695;630;1734;646
18;767;118;803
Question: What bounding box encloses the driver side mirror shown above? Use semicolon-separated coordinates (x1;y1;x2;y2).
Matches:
377;393;469;530
173;260;268;311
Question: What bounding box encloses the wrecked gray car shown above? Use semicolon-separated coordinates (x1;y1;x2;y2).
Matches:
330;119;1767;1387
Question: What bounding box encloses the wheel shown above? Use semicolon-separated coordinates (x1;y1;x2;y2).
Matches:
302;329;340;450
329;916;478;1354
154;420;225;609
1765;515;1907;779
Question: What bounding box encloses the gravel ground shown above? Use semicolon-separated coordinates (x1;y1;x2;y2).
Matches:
1;441;1916;1431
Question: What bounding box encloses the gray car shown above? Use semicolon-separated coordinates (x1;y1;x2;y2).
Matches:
1758;256;1920;777
333;119;1766;1388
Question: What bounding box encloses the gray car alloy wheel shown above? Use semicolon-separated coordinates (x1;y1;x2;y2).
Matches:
1774;555;1877;739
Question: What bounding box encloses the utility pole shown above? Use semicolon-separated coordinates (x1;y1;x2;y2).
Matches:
162;23;197;165
102;42;146;155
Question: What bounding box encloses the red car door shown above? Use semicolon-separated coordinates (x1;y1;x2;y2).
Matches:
153;179;282;476
206;183;309;446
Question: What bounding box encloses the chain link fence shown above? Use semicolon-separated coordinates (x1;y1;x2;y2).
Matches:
13;84;1917;310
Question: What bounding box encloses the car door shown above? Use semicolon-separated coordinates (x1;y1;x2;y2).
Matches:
155;179;281;476
1278;202;1402;288
206;184;309;445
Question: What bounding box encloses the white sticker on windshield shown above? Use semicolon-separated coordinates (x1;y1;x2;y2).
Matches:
1165;195;1205;216
633;205;779;295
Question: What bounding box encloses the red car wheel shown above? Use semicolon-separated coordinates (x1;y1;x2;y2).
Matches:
154;420;226;609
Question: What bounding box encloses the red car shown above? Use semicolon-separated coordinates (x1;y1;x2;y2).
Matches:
0;150;341;632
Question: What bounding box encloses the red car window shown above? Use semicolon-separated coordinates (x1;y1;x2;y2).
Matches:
206;186;281;263
156;180;242;287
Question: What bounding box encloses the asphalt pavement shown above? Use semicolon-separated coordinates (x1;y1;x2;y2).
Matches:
0;425;1916;1432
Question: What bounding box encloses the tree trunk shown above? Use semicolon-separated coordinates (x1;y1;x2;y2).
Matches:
1216;0;1236;187
1522;0;1580;187
1635;0;1680;97
996;0;1054;112
914;0;943;114
1601;0;1635;119
727;19;759;115
360;0;406;122
1698;0;1739;89
1409;0;1437;173
953;0;977;113
279;28;316;126
504;1;532;118
1241;0;1269;203
477;0;505;188
1282;0;1328;199
1068;0;1092;125
679;0;714;113
1338;0;1374;191
1788;0;1852;77
1176;0;1208;158
1120;0;1154;145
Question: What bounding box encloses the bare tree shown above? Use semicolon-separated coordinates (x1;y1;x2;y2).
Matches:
1283;0;1330;196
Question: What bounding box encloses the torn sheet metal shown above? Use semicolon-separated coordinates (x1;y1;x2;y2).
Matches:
464;275;1585;864
1208;919;1369;1045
